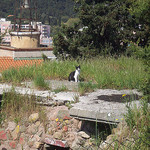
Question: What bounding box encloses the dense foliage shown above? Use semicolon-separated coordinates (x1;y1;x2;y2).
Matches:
0;0;75;26
127;0;150;101
53;0;150;58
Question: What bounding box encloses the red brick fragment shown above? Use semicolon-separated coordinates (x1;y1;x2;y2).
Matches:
63;126;68;132
0;131;7;141
9;141;17;149
63;116;72;120
19;137;24;145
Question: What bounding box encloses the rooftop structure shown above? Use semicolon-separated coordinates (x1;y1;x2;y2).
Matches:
0;0;55;61
0;19;52;47
0;19;12;45
10;0;40;49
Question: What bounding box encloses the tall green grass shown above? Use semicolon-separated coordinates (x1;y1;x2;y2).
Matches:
33;73;50;90
0;88;48;128
1;56;145;89
123;98;150;150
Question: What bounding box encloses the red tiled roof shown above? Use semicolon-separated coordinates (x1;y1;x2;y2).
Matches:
0;57;43;72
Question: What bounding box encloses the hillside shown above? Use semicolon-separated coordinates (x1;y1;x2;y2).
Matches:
0;0;75;25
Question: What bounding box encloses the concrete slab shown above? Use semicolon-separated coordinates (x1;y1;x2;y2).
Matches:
0;83;78;105
69;89;142;124
52;92;79;102
0;82;143;124
21;80;78;91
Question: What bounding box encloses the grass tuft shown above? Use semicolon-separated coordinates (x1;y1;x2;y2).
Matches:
78;81;97;95
123;98;150;149
53;85;68;93
0;88;48;128
33;73;50;90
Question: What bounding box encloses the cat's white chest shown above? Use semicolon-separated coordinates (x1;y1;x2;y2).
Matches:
74;70;80;82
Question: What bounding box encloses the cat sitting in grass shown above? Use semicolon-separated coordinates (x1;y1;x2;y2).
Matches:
68;65;80;82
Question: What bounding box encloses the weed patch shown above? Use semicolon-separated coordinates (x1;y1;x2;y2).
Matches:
53;85;68;93
1;56;145;90
124;98;150;149
0;88;48;128
79;81;97;95
33;73;50;90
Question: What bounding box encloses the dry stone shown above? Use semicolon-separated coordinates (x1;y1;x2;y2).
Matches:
15;143;22;150
78;131;90;139
11;125;20;140
6;122;16;131
20;125;26;133
48;106;68;120
28;140;34;147
53;131;63;140
0;142;11;150
71;136;85;150
29;113;39;123
33;141;42;149
35;121;41;127
33;134;41;142
78;121;82;129
57;109;70;119
72;118;79;127
27;124;38;135
65;132;77;147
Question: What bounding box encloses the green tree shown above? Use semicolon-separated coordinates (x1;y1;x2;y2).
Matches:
128;0;150;24
127;0;150;101
128;0;150;45
54;0;149;58
0;0;76;26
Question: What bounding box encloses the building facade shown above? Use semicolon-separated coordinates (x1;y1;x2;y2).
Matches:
0;18;52;47
0;18;12;45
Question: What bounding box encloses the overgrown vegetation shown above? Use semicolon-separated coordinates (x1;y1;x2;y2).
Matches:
53;85;68;93
125;5;150;148
78;81;97;95
0;0;149;149
33;73;50;90
123;98;150;149
1;57;145;91
0;88;48;128
135;45;150;101
110;40;150;149
53;0;149;59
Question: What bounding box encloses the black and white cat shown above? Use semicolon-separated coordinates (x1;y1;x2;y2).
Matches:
68;65;80;82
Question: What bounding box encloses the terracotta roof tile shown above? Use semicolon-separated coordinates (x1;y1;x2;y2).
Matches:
0;57;43;72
